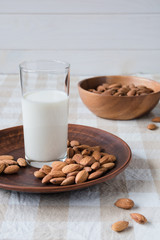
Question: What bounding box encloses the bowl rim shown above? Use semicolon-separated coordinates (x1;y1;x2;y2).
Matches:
78;75;160;98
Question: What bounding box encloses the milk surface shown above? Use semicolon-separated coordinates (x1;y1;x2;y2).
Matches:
22;90;68;164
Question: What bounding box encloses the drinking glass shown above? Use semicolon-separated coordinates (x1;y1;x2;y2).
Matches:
19;60;70;168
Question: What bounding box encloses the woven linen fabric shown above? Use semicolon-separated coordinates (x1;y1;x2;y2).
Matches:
0;74;160;240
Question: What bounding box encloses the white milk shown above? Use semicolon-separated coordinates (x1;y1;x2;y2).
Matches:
22;90;68;167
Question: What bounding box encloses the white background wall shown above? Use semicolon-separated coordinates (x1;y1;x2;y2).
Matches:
0;0;160;75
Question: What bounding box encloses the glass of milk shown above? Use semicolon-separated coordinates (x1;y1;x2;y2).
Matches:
19;60;70;168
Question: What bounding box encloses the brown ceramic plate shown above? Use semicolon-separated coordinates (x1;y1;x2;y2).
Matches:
0;124;131;193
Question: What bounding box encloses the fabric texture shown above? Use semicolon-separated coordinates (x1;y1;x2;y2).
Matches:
0;74;160;240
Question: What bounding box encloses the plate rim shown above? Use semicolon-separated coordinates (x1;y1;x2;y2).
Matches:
0;124;132;193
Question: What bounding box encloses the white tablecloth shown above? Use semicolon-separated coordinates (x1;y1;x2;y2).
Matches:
0;73;160;240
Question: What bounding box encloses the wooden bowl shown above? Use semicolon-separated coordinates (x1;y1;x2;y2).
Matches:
78;75;160;120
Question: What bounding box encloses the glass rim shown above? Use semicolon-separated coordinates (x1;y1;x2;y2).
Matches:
19;60;70;73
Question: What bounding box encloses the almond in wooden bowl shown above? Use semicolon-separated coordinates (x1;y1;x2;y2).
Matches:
78;76;160;120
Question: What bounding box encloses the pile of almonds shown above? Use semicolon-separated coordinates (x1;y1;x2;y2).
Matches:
0;156;148;234
0;155;27;174
112;198;147;232
34;140;116;185
88;82;154;96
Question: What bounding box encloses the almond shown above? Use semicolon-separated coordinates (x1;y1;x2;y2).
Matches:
0;159;18;165
119;87;129;94
61;176;75;185
130;83;136;88
17;158;27;167
89;146;101;152
88;88;95;92
3;165;20;174
91;161;100;171
62;164;80;174
106;154;116;162
146;87;153;93
113;92;123;96
67;147;75;158
139;92;149;96
42;174;53;184
95;90;102;94
67;140;70;147
70;140;80;147
84;166;92;172
147;123;157;130
101;162;115;170
98;167;108;173
99;154;116;164
100;152;109;156
34;170;46;179
127;89;136;96
81;149;91;156
137;85;147;89
115;198;134;209
76;144;90;150
0;162;6;174
40;165;52;174
97;85;105;92
50;177;65;185
67;171;79;177
101;89;113;96
80;156;95;166
51;161;67;171
102;83;109;89
65;158;75;164
75;170;88;184
72;154;83;164
88;169;104;180
92;151;101;161
112;221;129;232
130;213;147;224
152;117;160;122
108;83;122;89
49;170;66;178
78;164;84;170
72;146;80;154
0;155;14;160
